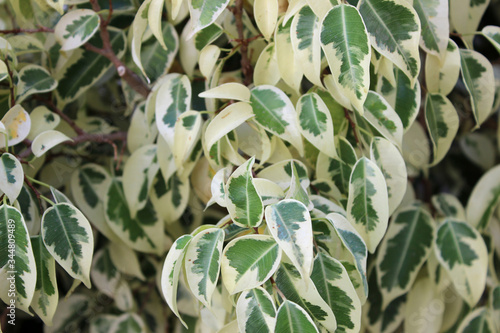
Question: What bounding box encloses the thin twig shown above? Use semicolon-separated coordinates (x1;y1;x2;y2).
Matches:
4;56;15;106
344;108;360;144
0;27;53;34
43;98;85;136
232;0;253;86
24;175;44;213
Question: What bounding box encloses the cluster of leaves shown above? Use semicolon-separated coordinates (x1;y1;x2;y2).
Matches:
0;0;500;332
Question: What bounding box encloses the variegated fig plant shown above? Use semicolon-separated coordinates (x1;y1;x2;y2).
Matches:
0;0;500;332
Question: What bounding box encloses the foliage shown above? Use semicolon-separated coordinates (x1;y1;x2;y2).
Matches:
0;0;500;332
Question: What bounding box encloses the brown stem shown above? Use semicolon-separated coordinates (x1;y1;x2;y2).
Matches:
105;0;113;26
233;0;253;86
344;108;360;144
4;56;15;106
43;99;86;136
270;276;287;301
0;27;53;34
24;175;44;213
87;0;150;98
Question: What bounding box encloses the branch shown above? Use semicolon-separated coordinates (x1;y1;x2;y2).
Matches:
4;56;15;106
87;0;150;98
344;108;360;144
233;0;253;86
42;98;85;136
0;27;53;34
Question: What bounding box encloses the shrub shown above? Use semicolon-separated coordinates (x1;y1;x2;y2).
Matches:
0;0;499;332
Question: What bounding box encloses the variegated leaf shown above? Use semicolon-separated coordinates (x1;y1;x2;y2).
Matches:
311;252;361;333
275;300;319;333
276;262;337;332
466;164;500;230
320;4;370;112
31;130;72;157
257;159;309;190
254;43;280;86
54;9;100;51
402;121;431;172
457;307;494;333
413;0;448;58
108;241;145;281
265;199;313;281
221;235;281;294
41;203;93;288
285;162;313;211
275;17;302;92
316;152;352;195
45;294;90;333
90;247;119;297
0;60;7;82
109;313;147;333
250;86;303;155
30;236;58;326
376;206;435;308
347;157;389;253
148;0;167;50
432;193;466;220
105;179;162;253
236;287;276;333
199;44;220;78
27;106;60;141
156;73;191;149
450;0;490;47
184;227;224;308
123;145;159;218
17;185;41;236
0;152;23;203
460;133;496;170
0;205;36;313
16;65;57;103
363;91;404;148
376;66;421;132
297;92;336;158
0;105;31;148
358;0;421;82
161;234;192;328
226;157;264;228
326;213;368;304
434;219;488;306
141;23;179;82
188;0;230;36
130;0;151;78
253;178;285;206
205;102;254;149
404;276;443;333
370;137;407;215
491;286;500;332
460;48;495;128
173;111;202;170
482;25;500;54
199;82;251;102
291;5;322;87
425;39;461;95
254;0;278;41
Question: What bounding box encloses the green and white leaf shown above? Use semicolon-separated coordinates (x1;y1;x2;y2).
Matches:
0;205;36;313
188;0;230;36
250;86;304;155
376;66;421;131
236;287;276;333
413;0;448;58
310;195;346;217
404;276;443;333
432;193;466;220
456;307;494;333
173;111;202;170
199;83;251;102
284;161;313;210
108;241;145;280
265;199;313;281
320;4;371;112
123;144;159;218
55;9;100;51
161;234;192;328
370;137;407;215
141;23;179;81
460;132;496;170
17;185;41;236
297;93;336;158
376;205;435;307
90;247;120;297
0;152;23;203
466;164;500;230
450;0;490;47
221;235;281;294
434;219;488;306
311;252;361;333
316;153;352;195
482;25;500;54
425;93;459;166
460;48;495;128
199;44;220;78
257;159;310;190
275;17;302;92
105;179;162;253
31;236;58;326
253;178;285;206
130;0;152;79
16;65;57;103
27;106;60;141
490;285;500;332
184;227;224;308
45;294;90;333
205;102;254;149
402;121;431;173
347;157;389;253
41;203;93;288
275;300;319;333
109;313;147;333
31;130;72;157
254;43;280;86
0;105;31;148
0;60;7;82
254;0;278;41
275;262;337;332
148;0;167;50
291;5;322;87
225;157;264;228
358;0;421;82
363;91;404;148
425;39;461;95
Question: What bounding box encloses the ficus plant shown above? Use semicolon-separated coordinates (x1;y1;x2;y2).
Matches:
0;0;500;332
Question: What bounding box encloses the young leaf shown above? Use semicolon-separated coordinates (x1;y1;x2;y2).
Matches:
184;227;224;308
254;43;281;86
413;0;448;58
358;0;421;82
199;82;251;101
0;152;23;203
275;17;302;92
266;199;313;281
0;205;36;313
41;203;93;288
274;300;319;333
31;130;72;157
236;287;276;333
0;105;31;148
254;178;285;206
254;0;278;41
31;236;58;326
205;102;254;149
285;162;313;210
347;157;389;253
425;39;461;95
250;85;304;155
225;157;264;228
311;252;362;333
450;0;490;47
148;0;167;50
54;9;100;51
161;235;192;328
173;111;202;170
296;92;336;158
188;0;231;36
27;106;60;140
130;0;151;78
460;49;495;128
425;93;459;166
434;219;488;307
320;4;371;112
466;164;500;230
376;206;435;308
221;234;281;294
